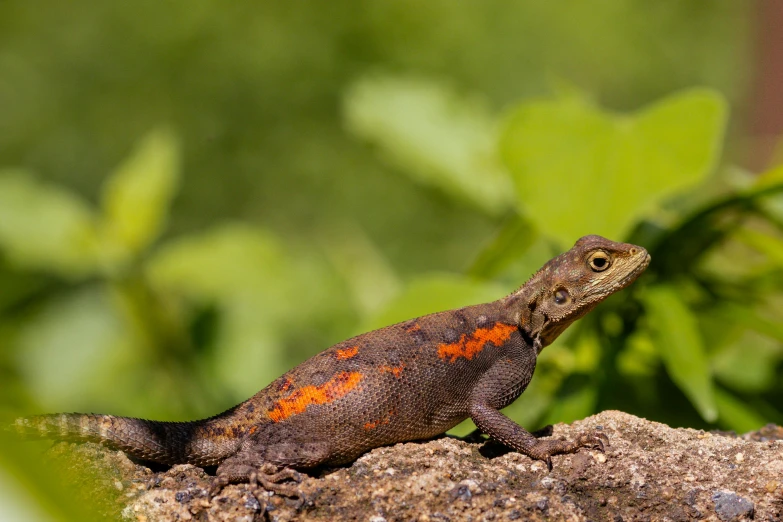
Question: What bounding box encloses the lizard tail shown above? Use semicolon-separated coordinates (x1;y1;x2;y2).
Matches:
12;411;246;467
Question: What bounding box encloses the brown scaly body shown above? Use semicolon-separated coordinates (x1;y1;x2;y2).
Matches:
14;235;650;504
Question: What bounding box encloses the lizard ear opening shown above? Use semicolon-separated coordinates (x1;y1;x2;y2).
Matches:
553;288;570;305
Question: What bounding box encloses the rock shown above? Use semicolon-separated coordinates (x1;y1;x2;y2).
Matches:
45;411;783;521
712;490;755;521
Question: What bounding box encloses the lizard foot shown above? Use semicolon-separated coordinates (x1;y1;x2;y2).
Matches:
210;461;304;513
572;430;609;453
525;430;610;471
250;463;304;507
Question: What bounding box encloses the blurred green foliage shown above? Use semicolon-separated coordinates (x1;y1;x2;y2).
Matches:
1;1;780;520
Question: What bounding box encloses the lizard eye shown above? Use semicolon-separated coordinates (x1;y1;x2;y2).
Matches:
587;251;611;272
554;288;570;305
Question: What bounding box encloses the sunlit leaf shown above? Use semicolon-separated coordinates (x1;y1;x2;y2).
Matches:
101;128;180;263
753;163;783;189
146;223;291;304
467;215;540;280
733;227;783;267
364;273;506;331
499;375;556;428
446;419;479;438
212;300;288;398
707;302;783;348
147;224;311;398
500;89;726;245
543;384;597;426
711;330;780;393
320;224;401;318
641;285;717;422
616;330;659;377
570;328;601;373
344;74;514;215
14;287;136;412
696;227;775;282
0;170;100;278
713;388;768;433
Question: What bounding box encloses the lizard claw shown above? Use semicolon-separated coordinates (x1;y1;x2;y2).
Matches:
145;476;160;491
596;432;609;452
574;431;609;453
289;493;306;510
209;475;230;497
290;470;304;484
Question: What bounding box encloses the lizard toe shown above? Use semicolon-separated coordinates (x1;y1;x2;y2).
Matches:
575;431;609;453
208;475;230;497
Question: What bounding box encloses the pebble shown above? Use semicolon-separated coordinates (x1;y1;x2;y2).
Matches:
712;490;754;522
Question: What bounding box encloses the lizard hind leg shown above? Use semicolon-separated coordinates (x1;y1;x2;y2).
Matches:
212;456;304;511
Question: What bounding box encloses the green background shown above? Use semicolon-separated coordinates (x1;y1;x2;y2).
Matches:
1;2;782;519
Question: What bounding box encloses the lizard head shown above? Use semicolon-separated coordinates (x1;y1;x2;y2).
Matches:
507;235;650;351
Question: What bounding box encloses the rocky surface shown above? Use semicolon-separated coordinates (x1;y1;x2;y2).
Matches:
47;411;783;521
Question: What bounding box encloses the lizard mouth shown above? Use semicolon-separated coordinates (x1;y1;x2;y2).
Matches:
629;251;651;282
622;251;650;284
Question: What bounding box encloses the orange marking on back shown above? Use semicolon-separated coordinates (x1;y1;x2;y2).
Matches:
268;371;363;422
437;323;517;362
379;364;404;378
404;322;421;332
363;409;396;431
335;345;359;360
279;377;294;392
248;426;258;435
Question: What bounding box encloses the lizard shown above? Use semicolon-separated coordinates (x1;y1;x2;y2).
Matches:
13;234;649;506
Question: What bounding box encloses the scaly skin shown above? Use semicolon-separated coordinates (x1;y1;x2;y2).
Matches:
14;235;650;503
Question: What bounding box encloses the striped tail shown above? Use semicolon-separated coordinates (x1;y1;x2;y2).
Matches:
12;411;248;467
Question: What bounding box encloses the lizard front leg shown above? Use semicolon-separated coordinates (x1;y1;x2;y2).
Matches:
468;336;607;471
469;402;607;471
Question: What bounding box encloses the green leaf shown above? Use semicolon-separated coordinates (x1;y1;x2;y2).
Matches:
707;302;783;348
641;285;717;422
733;227;783;267
364;274;506;331
146;224;307;397
344;74;514;215
14;287;135;411
467;215;540;279
212;301;288;398
753;163;783;189
500;89;726;245
713;388;768;433
616;330;659;377
570;327;601;373
499;375;555;428
0;170;100;278
101;128;180;263
320;224;401;319
543;384;597;426
711;330;780;393
146;223;291;304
